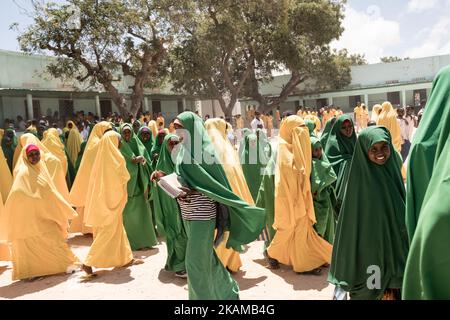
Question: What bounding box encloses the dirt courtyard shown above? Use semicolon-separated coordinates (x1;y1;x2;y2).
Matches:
0;233;333;300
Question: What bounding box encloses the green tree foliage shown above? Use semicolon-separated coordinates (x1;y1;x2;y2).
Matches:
18;0;186;117
170;0;355;116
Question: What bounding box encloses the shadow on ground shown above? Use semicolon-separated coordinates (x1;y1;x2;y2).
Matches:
253;258;329;292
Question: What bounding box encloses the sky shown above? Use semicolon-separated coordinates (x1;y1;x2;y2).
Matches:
0;0;450;64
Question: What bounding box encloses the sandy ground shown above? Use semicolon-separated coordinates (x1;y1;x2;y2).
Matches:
0;233;333;300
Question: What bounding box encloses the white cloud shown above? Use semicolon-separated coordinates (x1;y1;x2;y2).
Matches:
332;5;401;63
407;0;439;13
407;17;450;58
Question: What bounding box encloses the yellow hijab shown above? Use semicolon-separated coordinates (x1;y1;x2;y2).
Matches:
268;115;332;272
205;118;254;205
377;102;402;152
2;144;76;243
69;121;112;207
42;128;68;175
148;120;158;139
66;127;83;166
371;104;382;122
84;131;130;227
14;134;70;203
0;148;12;203
63;120;76;134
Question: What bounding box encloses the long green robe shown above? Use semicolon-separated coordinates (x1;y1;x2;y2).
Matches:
320;118;336;153
310;137;337;244
150;131;166;170
324;115;357;214
402;66;450;300
405;65;450;241
241;129;272;202
119;124;157;251
328;126;409;300
1;128;17;173
152;134;187;272
255;149;277;251
175;112;265;300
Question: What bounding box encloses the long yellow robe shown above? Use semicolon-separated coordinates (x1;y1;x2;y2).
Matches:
205;118;257;272
84;131;133;268
42;128;68;176
69;122;112;234
0;147;12;203
148;120;158;139
0;192;11;261
66;127;83;167
2;146;79;280
268;116;332;272
13;134;70;204
371;104;382;122
377;102;402;152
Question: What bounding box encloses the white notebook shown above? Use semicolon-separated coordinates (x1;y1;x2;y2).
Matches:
157;173;186;199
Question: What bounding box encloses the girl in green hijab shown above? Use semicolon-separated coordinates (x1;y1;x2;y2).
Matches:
119;123;158;251
152;134;187;277
324;115;357;214
328;126;409;300
320;117;336;150
138;126;154;158
150;129;167;170
304;119;317;137
154;112;265;300
241;129;272;202
402;65;450;300
1;128;17;172
310;137;337;243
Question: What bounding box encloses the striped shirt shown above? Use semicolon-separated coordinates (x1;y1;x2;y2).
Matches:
177;192;217;221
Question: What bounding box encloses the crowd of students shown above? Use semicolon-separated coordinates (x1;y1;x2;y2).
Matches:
0;66;449;300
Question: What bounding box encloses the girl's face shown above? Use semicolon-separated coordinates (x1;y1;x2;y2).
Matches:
122;129;132;142
27;150;41;165
340;120;354;138
368;141;391;165
141;131;151;142
312;147;323;159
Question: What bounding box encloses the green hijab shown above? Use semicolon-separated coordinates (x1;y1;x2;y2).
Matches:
175;112;265;250
402;68;450;299
320;117;336;150
150;129;167;168
304;119;317;137
328;126;409;300
152;134;184;239
119;123;152;196
241;129;272;202
324;115;357;207
239;128;253;157
310;137;337;243
138;126;154;156
1;128;17;172
405;65;450;241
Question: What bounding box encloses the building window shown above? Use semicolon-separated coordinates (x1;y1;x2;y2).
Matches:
387;92;400;107
152;100;161;116
59;100;74;122
100;100;112;118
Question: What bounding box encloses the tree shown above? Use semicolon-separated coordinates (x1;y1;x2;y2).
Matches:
380;56;410;63
170;0;353;116
18;0;184;118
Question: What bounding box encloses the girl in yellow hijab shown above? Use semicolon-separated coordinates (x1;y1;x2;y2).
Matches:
148;120;158;139
13;134;70;204
371;104;382;123
69;122;112;235
377;102;402;152
42;128;68;177
205;118;255;272
0;147;12;203
81;131;141;277
66;125;83;167
267;116;332;273
3;144;80;281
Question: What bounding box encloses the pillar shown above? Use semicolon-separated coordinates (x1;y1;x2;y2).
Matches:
144;97;149;112
364;94;369;107
401;90;406;107
95;95;101;117
26;93;33;120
